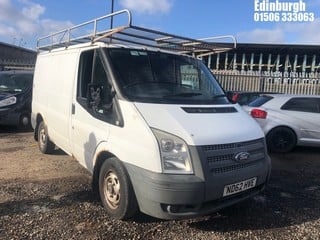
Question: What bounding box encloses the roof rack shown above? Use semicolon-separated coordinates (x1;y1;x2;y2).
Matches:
37;9;236;56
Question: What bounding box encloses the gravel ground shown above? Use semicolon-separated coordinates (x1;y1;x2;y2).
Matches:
0;127;320;240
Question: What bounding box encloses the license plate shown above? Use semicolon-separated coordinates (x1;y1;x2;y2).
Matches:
223;177;257;197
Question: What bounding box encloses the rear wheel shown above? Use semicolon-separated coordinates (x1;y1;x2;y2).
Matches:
266;127;296;153
99;157;138;220
38;121;55;154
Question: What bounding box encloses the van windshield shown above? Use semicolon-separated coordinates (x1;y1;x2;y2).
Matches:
0;72;33;93
107;49;228;105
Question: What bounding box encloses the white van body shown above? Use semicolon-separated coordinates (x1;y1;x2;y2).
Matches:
32;10;271;220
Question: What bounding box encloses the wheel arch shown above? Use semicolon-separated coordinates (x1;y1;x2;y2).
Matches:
92;151;117;193
266;125;298;141
34;113;44;141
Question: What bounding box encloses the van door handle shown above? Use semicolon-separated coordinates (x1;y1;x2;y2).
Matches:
71;103;75;114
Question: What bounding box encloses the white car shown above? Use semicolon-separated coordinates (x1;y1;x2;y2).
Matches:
243;94;320;153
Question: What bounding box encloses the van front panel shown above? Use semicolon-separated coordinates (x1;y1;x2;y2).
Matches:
195;138;270;201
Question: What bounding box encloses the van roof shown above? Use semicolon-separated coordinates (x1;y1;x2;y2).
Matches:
37;9;236;57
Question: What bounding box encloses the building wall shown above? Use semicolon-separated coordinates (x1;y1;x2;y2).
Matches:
0;42;36;70
205;43;320;73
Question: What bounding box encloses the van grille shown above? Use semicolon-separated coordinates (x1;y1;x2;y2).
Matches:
207;154;234;163
199;138;265;175
211;162;257;174
202;138;263;151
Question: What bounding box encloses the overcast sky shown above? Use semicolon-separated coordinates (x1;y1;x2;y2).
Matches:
0;0;320;49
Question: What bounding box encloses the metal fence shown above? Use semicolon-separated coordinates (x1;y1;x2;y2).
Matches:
213;70;320;95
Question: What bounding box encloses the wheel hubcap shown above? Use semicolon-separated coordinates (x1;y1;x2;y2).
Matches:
104;171;120;209
276;137;287;148
275;133;290;149
39;128;46;147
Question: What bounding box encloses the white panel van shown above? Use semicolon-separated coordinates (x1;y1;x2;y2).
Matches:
31;10;271;220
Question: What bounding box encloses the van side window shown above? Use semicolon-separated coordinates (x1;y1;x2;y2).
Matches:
89;52;114;114
78;50;94;100
77;49;121;125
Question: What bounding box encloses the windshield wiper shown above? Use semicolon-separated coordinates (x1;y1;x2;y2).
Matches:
212;94;227;99
123;81;192;89
163;92;203;98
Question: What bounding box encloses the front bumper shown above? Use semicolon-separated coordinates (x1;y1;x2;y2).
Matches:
125;162;269;220
0;108;20;125
125;138;271;220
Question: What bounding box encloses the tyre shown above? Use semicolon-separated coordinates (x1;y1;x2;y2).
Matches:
38;121;55;154
266;127;296;153
99;157;138;220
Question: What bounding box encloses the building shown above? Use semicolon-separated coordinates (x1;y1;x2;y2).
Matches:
203;43;320;95
0;42;36;71
206;43;320;73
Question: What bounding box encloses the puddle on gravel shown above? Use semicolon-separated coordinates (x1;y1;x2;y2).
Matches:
0;146;25;152
30;204;51;214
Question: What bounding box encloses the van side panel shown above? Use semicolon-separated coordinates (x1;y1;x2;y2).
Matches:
33;49;79;154
97;100;163;173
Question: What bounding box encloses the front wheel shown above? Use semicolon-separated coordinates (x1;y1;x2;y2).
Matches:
38;121;55;154
99;157;138;220
266;127;296;153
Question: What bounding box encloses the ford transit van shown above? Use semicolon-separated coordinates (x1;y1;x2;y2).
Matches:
32;10;271;220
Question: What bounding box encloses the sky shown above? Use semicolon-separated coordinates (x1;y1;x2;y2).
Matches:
0;0;320;50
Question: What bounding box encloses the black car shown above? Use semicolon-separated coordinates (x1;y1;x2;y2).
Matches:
0;70;34;128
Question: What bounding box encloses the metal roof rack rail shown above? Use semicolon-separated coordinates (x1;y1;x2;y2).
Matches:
37;9;236;56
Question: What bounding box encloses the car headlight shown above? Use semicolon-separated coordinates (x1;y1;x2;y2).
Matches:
152;128;193;174
0;96;17;107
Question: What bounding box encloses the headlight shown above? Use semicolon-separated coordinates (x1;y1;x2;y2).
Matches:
152;128;193;174
0;96;17;107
